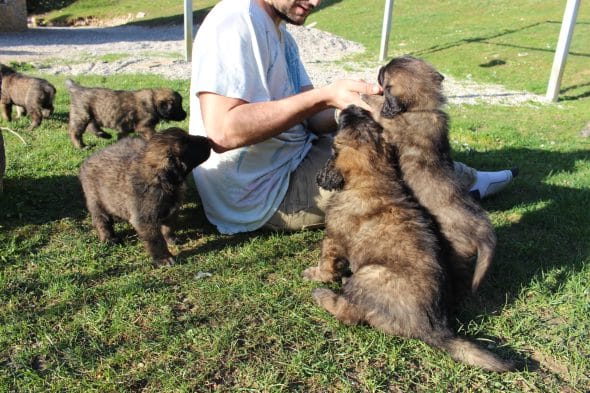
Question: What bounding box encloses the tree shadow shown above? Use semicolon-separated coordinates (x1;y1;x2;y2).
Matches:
452;147;589;316
412;21;590;59
0;174;86;230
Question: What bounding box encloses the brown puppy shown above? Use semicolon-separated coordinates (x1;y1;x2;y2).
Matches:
304;106;515;372
362;55;496;294
0;64;56;130
79;127;211;265
65;79;187;149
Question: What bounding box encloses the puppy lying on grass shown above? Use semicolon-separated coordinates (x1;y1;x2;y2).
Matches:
0;64;56;130
304;106;516;372
65;79;187;149
79;127;210;266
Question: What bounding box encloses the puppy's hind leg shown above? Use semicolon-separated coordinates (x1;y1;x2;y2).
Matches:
68;118;89;149
303;236;347;283
88;206;120;244
27;108;43;130
312;288;364;326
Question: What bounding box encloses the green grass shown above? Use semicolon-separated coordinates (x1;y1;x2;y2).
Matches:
2;1;589;391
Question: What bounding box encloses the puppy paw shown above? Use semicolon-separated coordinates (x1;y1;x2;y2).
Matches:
95;131;111;139
164;236;180;246
311;288;337;304
100;234;121;244
153;256;175;267
303;266;336;283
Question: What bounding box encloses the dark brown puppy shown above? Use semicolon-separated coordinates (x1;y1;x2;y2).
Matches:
65;79;187;149
79;127;211;265
304;106;515;372
0;64;56;130
362;55;496;294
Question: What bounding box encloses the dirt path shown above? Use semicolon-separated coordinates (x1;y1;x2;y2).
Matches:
0;24;546;105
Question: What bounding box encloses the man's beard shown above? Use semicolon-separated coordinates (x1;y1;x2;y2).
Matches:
271;4;305;25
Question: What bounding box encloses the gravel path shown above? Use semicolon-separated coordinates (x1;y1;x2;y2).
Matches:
0;24;546;105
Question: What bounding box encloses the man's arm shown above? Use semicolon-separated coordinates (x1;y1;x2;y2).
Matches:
200;80;381;153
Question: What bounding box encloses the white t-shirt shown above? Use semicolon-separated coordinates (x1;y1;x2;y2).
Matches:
189;0;314;234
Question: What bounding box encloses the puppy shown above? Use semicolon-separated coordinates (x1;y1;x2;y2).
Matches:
0;64;56;130
304;106;515;372
65;79;187;149
79;127;211;265
362;55;496;294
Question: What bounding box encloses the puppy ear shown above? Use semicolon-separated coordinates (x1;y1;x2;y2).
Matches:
381;89;405;118
316;155;345;191
160;155;186;186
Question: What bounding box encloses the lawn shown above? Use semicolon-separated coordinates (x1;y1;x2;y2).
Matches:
1;1;589;391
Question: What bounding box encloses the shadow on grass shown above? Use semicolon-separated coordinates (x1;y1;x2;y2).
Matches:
453;147;589;315
0;174;86;229
412;21;590;59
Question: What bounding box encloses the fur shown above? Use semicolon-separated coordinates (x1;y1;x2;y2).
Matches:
65;79;187;149
79;127;210;265
362;55;496;294
304;106;515;372
0;64;56;130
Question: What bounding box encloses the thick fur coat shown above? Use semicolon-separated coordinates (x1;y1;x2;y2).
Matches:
79;127;210;265
65;79;187;149
0;64;56;130
304;106;515;372
362;55;497;294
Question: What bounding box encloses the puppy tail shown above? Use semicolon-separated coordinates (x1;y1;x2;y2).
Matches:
428;333;517;372
471;232;496;292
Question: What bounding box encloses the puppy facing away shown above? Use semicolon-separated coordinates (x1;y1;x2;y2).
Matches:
79;127;211;265
303;106;515;372
65;79;187;149
0;64;56;130
362;55;496;294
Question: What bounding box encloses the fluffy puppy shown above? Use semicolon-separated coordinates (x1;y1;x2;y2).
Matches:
65;79;187;149
0;64;56;130
362;55;496;294
304;106;515;372
79;127;211;265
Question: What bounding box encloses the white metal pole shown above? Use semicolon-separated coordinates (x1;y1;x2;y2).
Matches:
545;0;580;102
379;0;395;62
184;0;193;62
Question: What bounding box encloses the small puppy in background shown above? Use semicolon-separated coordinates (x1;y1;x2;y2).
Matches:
79;127;211;266
65;79;187;149
362;55;496;294
0;64;56;130
304;106;515;372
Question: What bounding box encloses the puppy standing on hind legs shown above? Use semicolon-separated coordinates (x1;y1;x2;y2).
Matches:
79;128;211;266
303;106;516;372
362;55;500;294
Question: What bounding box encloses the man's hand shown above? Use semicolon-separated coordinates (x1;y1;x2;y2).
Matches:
322;79;382;111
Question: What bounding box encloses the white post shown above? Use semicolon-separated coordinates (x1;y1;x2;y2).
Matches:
184;0;193;62
379;0;395;62
545;0;580;102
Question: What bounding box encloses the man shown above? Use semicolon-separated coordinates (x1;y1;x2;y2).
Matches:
189;0;516;234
